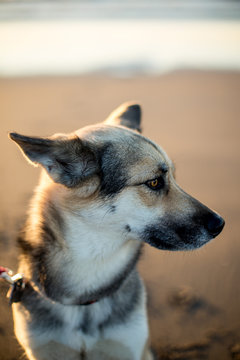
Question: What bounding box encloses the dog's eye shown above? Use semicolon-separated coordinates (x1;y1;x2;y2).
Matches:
146;177;164;190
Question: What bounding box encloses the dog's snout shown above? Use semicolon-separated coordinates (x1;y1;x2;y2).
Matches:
205;213;225;237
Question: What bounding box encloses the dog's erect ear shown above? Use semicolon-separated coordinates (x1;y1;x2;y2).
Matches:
105;101;142;133
9;133;98;187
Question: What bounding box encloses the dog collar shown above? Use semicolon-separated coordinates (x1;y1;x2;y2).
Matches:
80;299;97;306
0;266;98;306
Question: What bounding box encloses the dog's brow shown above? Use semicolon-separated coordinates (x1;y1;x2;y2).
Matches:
160;163;168;173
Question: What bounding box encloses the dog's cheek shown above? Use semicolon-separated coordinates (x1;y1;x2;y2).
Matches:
65;176;101;202
78;176;100;198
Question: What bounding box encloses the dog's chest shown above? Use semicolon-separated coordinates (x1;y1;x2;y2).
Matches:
53;300;112;351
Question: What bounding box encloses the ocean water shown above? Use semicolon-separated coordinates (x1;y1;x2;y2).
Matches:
0;1;240;76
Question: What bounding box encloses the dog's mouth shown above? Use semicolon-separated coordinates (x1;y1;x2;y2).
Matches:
141;213;225;251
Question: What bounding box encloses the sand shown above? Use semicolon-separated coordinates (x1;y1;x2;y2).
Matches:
0;71;239;359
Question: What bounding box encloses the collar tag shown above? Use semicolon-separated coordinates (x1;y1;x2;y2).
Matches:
0;267;25;305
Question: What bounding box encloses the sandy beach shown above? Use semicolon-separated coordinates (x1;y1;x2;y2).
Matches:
0;71;239;359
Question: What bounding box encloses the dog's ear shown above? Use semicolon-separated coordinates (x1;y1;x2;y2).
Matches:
105;101;142;133
9;133;98;187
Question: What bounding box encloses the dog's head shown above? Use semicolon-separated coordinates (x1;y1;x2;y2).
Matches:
9;102;224;251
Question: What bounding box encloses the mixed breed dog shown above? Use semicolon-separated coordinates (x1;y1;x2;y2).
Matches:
7;102;224;359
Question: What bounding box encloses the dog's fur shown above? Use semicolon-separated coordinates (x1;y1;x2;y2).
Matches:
9;102;224;360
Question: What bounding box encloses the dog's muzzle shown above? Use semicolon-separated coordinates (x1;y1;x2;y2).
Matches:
141;208;225;251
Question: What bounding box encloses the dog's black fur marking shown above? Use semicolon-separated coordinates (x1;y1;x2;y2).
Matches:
99;144;127;197
17;231;33;254
79;308;92;335
47;201;64;231
17;227;65;302
161;163;168;174
41;221;58;245
109;205;116;213
32;246;58;298
125;225;131;233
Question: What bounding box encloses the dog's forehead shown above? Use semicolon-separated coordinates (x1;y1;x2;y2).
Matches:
75;124;171;178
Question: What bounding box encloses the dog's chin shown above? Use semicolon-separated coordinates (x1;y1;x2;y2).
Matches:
144;236;212;251
141;227;213;251
144;237;183;251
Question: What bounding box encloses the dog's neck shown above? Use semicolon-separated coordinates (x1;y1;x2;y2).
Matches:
57;212;141;304
20;177;142;305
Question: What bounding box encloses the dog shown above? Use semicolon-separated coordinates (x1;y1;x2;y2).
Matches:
9;102;225;360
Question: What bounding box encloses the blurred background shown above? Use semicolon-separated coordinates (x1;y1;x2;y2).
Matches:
0;1;240;359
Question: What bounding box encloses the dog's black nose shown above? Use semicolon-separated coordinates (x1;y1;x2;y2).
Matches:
206;213;225;237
